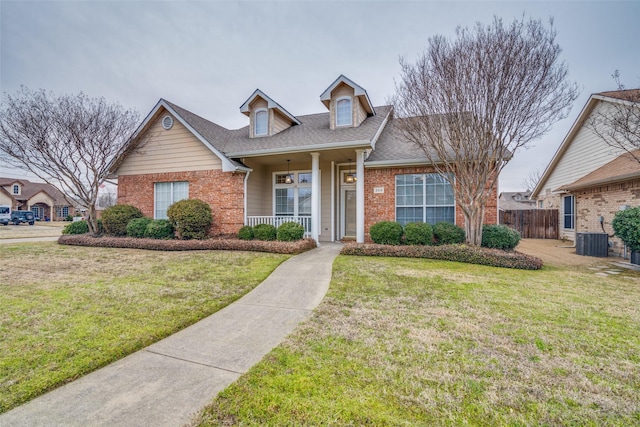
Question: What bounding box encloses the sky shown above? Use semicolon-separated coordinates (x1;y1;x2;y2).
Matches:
1;0;639;191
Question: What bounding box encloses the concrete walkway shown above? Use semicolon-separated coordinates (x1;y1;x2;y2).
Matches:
0;243;342;427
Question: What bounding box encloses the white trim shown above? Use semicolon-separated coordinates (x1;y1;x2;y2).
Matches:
239;89;301;125
226;140;372;158
330;161;335;242
336;96;353;127
320;74;375;115
243;170;251;226
311;152;320;242
340;174;357;239
394;173;456;225
254;108;268;136
356;149;365;243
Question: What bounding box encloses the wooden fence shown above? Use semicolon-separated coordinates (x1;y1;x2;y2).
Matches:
499;209;559;239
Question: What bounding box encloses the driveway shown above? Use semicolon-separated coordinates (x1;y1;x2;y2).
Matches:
0;222;64;243
517;238;627;268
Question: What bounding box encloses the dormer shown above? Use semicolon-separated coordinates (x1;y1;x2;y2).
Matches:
320;75;375;130
3;180;22;196
240;89;300;138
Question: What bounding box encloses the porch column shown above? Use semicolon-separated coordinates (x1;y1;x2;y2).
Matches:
311;152;320;243
356;149;365;243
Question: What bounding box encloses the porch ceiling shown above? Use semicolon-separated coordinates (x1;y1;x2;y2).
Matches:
235;148;366;167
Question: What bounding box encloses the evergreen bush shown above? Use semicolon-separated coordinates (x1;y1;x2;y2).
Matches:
62;219;104;235
167;199;212;240
481;224;521;250
370;221;404;245
277;221;305;242
433;222;465;245
101;204;143;236
144;219;174;239
612;206;640;251
238;226;255;240
126;217;152;238
403;222;434;245
253;223;277;241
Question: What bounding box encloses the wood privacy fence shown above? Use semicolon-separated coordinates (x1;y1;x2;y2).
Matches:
499;209;559;239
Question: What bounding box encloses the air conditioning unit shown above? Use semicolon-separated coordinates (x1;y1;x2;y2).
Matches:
575;233;608;257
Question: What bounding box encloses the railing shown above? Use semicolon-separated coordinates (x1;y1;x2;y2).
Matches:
246;216;312;237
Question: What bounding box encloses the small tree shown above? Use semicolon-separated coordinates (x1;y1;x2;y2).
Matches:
393;16;579;245
0;87;139;234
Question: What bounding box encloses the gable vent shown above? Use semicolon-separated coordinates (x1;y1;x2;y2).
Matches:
162;115;173;130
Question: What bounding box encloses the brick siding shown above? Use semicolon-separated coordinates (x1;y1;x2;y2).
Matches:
118;170;245;235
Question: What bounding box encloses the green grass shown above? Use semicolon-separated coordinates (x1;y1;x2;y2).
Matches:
193;257;640;426
0;243;289;413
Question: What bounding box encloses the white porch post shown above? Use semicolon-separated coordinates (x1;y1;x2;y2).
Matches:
356;149;365;243
311;152;320;243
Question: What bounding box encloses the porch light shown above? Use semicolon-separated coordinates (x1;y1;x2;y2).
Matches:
285;159;293;184
345;158;356;183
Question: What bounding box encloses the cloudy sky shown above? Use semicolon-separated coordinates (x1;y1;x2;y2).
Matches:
1;0;639;191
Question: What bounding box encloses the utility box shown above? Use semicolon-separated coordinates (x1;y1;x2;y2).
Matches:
576;233;609;257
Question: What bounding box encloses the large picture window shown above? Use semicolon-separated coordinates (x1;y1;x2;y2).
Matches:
563;195;575;229
396;173;455;226
155;181;188;219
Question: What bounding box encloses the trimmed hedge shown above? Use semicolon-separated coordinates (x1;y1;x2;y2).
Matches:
254;223;277;241
481;224;521;251
126;217;152;238
238;226;255;240
167;199;212;240
612;206;640;251
341;243;543;270
433;222;465;245
404;222;434;245
144;219;174;239
62;219;104;235
277;222;305;242
102;204;143;236
370;221;403;245
58;235;317;254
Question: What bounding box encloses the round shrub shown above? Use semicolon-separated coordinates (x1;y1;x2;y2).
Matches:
238;226;255;240
481;224;521;250
167;199;212;240
101;204;143;236
277;221;305;242
433;222;465;245
612;206;640;251
144;219;174;239
404;222;434;245
62;219;104;235
126;217;152;238
370;221;404;245
253;223;277;241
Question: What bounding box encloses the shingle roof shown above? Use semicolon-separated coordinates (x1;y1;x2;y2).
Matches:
0;178;71;205
596;89;640;102
559;150;640;191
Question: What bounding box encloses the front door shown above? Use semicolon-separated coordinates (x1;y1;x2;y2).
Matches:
341;188;356;239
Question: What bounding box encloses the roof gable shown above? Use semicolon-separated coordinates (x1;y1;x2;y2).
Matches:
320;74;375;115
239;89;301;125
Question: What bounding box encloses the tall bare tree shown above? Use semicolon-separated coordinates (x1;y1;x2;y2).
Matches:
393;16;579;245
522;167;544;193
586;71;640;162
0;87;139;233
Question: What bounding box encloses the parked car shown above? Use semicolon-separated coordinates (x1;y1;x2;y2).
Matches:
0;205;10;226
11;210;35;225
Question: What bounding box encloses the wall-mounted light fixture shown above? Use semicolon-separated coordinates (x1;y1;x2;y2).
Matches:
285;160;293;184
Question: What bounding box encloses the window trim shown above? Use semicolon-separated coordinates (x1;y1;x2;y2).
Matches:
335;96;352;127
254;108;268;136
563;195;575;230
154;181;189;219
395;173;456;226
13;184;19;195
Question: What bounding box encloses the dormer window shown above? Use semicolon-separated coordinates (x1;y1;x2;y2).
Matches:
336;97;352;126
255;109;268;136
13;184;19;195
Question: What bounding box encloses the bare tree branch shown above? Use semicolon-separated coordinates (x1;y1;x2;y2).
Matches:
393;16;579;245
522;167;545;192
0;87;139;234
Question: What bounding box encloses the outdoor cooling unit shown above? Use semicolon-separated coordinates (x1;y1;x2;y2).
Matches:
575;232;609;257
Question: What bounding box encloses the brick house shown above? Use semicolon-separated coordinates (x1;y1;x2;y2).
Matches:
110;75;498;243
531;89;640;256
0;178;76;221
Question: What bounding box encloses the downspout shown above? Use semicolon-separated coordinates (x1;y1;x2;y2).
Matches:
243;169;251;226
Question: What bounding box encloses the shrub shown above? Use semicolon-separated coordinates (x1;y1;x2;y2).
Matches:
101;204;144;236
277;221;305;242
167;199;212;240
144;219;174;239
612;206;640;251
238;226;255;240
481;224;521;251
370;221;404;245
404;222;434;245
253;223;277;241
433;222;465;245
126;217;152;238
62;219;104;235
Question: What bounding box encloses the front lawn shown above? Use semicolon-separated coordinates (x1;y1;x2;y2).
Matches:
0;243;289;413
193;257;640;426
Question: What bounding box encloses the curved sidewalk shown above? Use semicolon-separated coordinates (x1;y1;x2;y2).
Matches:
0;243;342;427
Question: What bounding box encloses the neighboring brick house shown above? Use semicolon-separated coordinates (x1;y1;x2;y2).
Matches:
531;89;640;256
110;75;499;243
0;178;76;221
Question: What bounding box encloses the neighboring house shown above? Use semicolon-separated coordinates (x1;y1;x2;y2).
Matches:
498;191;536;210
0;178;76;220
110;75;498;243
532;89;640;256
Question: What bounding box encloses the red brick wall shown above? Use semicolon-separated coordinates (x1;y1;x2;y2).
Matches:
118;170;245;235
364;166;498;240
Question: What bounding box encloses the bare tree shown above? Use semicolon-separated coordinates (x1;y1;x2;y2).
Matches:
522;167;544;193
0;87;139;233
393;16;579;245
586;71;640;162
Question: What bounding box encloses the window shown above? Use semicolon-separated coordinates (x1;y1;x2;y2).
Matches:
255;109;268;136
396;173;455;226
13;185;19;195
538;200;544;209
336;97;352;126
563;195;575;229
155;181;189;219
274;171;314;224
57;206;69;218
